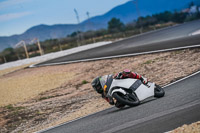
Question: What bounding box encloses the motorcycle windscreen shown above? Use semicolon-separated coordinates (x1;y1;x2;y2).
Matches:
99;75;108;88
135;83;155;101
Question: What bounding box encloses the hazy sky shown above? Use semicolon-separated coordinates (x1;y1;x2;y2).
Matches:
0;0;130;36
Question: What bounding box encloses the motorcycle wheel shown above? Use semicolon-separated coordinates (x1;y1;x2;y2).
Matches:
112;92;140;107
115;101;125;109
154;84;165;98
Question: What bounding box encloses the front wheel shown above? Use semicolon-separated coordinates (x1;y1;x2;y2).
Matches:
112;92;140;107
115;101;125;109
154;84;165;98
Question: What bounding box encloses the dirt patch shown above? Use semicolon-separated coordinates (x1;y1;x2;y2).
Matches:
0;48;200;133
170;121;200;133
0;65;75;106
0;63;34;77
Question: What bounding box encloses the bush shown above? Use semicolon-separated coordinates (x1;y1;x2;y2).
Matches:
82;80;89;84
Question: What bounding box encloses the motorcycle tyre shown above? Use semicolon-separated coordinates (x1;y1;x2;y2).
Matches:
154;84;165;98
115;101;125;109
112;92;140;107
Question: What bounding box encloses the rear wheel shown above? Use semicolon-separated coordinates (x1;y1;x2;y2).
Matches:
154;84;165;98
112;92;140;107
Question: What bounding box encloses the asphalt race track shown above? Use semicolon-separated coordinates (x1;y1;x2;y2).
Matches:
40;71;200;133
35;20;200;132
33;20;200;67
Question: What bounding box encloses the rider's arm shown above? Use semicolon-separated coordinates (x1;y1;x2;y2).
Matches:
114;72;123;79
132;72;148;84
131;72;142;79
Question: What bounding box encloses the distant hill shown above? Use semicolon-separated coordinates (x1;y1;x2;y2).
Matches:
0;0;198;51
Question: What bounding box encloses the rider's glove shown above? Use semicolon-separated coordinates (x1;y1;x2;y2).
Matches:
141;76;148;84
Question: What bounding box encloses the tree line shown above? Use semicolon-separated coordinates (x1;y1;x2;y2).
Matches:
0;4;200;64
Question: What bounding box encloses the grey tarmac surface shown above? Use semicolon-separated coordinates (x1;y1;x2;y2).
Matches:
34;20;200;67
40;71;200;133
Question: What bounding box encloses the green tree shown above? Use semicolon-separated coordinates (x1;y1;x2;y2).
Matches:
189;1;195;8
172;12;187;23
136;16;157;28
197;6;200;18
0;48;17;63
68;31;81;37
0;51;7;63
108;18;125;33
153;11;173;23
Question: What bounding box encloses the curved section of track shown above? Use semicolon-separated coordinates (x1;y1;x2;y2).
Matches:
39;71;200;133
32;20;200;67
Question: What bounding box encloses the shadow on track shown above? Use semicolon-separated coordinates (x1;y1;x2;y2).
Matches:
105;97;158;114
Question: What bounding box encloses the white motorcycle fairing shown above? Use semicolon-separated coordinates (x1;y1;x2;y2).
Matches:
108;78;155;101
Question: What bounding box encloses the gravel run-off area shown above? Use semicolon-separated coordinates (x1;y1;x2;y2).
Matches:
0;47;200;133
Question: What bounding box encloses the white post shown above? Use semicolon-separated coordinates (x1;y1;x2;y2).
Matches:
22;41;29;58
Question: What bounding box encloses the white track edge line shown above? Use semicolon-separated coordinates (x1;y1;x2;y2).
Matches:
163;70;200;88
30;44;200;68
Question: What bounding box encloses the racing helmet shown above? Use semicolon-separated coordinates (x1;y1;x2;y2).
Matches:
123;69;131;74
91;77;103;94
122;69;132;77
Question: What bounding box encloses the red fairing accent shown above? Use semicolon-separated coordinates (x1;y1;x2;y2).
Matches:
114;71;142;79
122;72;141;79
135;73;142;79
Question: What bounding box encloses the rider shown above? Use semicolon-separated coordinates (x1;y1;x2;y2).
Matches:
91;76;116;106
91;69;148;108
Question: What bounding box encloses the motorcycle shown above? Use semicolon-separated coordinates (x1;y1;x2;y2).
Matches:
99;75;165;107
